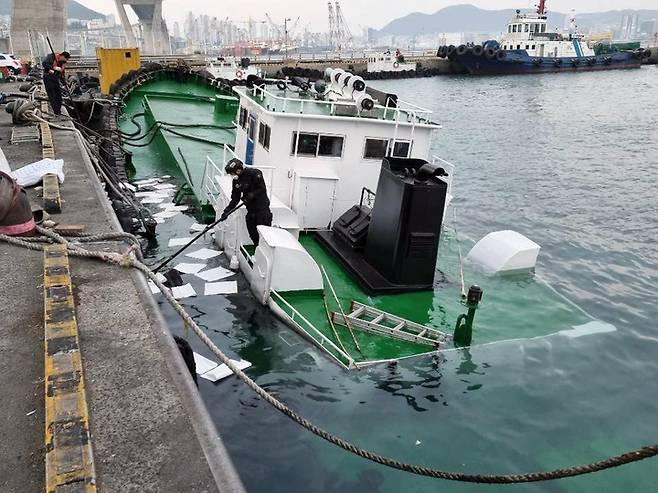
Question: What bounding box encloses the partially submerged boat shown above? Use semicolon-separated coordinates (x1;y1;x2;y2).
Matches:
114;65;614;369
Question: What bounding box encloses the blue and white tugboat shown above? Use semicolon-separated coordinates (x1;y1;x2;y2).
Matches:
438;1;645;75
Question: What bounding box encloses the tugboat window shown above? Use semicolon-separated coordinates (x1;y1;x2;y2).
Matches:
512;25;517;33
239;107;248;129
363;138;388;159
258;122;271;150
318;135;344;157
292;132;319;155
391;140;411;158
525;24;529;32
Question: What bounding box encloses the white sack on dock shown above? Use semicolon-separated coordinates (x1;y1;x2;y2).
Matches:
11;158;65;187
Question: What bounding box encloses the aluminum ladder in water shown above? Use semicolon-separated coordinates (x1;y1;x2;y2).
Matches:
331;301;451;347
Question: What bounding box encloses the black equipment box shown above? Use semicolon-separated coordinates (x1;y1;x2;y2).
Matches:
364;157;448;288
332;205;371;250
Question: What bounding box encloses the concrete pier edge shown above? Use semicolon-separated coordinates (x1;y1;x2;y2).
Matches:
72;126;246;491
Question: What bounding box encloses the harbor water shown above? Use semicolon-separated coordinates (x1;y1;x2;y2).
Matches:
150;68;658;492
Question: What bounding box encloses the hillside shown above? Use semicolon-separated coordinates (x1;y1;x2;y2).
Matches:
0;0;104;19
377;4;658;35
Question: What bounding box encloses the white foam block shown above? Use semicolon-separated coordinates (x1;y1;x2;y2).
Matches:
193;352;219;374
155;272;167;283
154;211;181;220
172;283;197;299
147;281;160;294
121;182;137;192
559;321;617;339
154;184;177;190
173;262;206;274
186;248;222;260
168;237;194;247
135;191;170;198
159;204;189;212
189;223;207;232
141;197;164;204
196;267;234;282
134;178;159;185
204;281;238;296
200;359;252;382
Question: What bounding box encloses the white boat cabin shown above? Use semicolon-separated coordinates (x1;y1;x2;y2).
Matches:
499;9;594;58
206;56;262;80
201;70;452;257
366;52;416;73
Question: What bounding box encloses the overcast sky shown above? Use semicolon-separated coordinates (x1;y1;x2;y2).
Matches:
78;1;658;31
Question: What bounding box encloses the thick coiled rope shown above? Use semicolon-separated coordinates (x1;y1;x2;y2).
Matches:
1;228;656;484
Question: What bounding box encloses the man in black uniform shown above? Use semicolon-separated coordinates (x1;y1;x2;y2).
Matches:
42;51;70;117
221;158;272;246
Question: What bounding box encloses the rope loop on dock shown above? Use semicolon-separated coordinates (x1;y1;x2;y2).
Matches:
1;227;657;484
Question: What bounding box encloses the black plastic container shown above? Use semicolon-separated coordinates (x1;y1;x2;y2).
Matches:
364;157;448;288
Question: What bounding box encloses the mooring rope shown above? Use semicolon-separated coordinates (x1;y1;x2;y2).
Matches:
1;228;656;484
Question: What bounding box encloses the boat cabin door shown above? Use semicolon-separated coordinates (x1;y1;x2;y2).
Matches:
245;114;257;165
292;174;338;229
539;44;545;57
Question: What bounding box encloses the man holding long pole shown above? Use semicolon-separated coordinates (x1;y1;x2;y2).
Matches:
41;50;70;118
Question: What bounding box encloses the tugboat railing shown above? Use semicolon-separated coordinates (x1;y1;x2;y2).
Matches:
432;155;456;198
201;146;276;207
248;85;433;125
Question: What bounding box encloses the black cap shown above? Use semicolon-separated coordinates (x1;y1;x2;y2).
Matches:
61;51;71;59
225;158;244;175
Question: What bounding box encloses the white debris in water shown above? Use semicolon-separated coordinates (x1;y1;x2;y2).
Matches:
135;191;170;198
193;352;218;374
559;321;616;338
121;182;137;192
189;223;207;232
134;178;159;186
173;262;207;274
186;248;222;260
154;184;177;190
159;204;189;212
172;283;197;299
148;281;161;294
140;197;164;204
415;440;422;446
168;237;194;247
204;281;238;296
193;353;252;383
195;267;233;282
154;211;181;220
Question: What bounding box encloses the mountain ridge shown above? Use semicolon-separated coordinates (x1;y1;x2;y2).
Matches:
377;4;658;35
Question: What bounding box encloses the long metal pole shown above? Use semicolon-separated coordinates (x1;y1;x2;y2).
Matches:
320;264;363;355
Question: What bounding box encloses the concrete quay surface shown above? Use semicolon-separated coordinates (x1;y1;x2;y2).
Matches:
0;84;244;492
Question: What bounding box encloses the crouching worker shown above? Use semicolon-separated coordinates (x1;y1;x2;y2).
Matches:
42;51;70;117
221;158;272;246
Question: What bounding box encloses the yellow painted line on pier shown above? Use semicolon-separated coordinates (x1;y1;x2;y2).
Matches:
44;244;97;493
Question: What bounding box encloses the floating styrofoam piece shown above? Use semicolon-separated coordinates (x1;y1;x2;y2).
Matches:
189;223;207;232
134;178;159;185
154;210;181;220
196;267;234;282
159;204;189;212
168;237;194;247
466;230;541;274
121;182;137;192
204;281;238;296
154;184;177;190
201;358;252;382
193;352;219;374
559;321;617;339
155;272;167;283
172;283;197;299
148;281;161;294
186;248;222;260
135;191;170;198
141;197;164;204
173;262;206;274
11;158;65;186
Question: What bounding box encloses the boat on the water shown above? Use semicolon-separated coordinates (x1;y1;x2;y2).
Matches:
437;1;647;75
366;50;416;75
113;65;616;370
206;56;262;81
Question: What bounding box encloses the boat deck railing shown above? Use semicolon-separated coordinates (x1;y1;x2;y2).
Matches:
201;146;276;207
432;155;456;198
239;86;435;125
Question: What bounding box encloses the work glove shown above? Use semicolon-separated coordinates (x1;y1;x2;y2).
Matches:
54;66;62;72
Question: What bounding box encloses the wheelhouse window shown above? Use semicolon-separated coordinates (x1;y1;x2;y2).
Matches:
363;138;388;159
508;25;512;33
258;122;271;150
512;25;517;33
524;24;529;32
292;132;344;157
391;140;411;158
238;107;248;129
318;135;344;157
